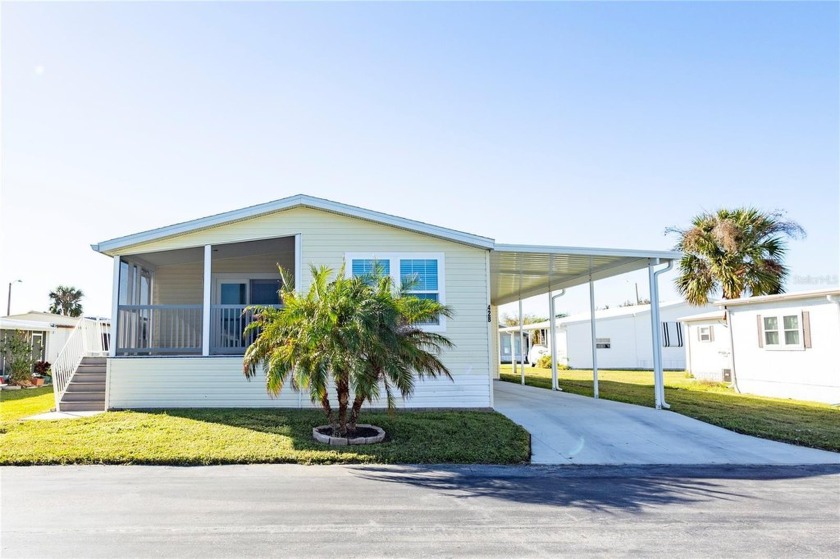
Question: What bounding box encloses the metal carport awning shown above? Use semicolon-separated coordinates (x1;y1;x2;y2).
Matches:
489;244;682;411
490;244;681;306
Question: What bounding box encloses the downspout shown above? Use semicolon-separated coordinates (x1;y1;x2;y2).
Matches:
549;289;566;391
650;259;673;409
724;305;740;394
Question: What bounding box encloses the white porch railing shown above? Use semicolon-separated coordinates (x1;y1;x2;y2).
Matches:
211;304;281;355
51;318;110;404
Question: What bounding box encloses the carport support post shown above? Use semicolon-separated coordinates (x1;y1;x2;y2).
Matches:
510;332;517;375
519;298;525;385
648;258;672;410
549;289;565;391
589;275;599;399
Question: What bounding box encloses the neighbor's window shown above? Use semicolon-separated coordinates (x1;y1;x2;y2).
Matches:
698;326;713;343
764;314;801;348
595;337;611;349
347;253;445;330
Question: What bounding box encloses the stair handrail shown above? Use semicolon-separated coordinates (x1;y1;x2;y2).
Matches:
51;318;107;407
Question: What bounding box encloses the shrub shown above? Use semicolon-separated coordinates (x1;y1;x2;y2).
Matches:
33;361;51;375
536;355;570;370
1;331;35;386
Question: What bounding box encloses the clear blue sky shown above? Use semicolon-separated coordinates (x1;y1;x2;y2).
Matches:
2;1;838;318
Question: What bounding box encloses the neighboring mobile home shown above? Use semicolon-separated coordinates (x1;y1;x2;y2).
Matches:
679;310;731;382
500;301;715;370
78;194;680;411
0;312;80;366
681;289;840;404
722;289;840;405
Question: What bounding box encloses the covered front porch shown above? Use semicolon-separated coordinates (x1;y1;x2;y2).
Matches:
111;236;299;356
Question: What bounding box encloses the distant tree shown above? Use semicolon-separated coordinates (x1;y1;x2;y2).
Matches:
501;314;548;327
667;208;805;305
618;298;651;307
48;286;84;317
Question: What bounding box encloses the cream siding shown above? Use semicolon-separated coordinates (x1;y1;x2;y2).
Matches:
110;206;493;408
108;357;491;409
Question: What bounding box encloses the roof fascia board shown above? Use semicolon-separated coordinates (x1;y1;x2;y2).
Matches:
92;195;495;255
493;244;682;260
718;288;840;307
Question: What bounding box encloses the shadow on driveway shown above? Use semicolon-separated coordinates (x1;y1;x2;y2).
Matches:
349;464;840;512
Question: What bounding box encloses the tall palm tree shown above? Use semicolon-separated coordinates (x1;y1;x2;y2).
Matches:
668;208;805;305
243;265;453;436
48;285;84;317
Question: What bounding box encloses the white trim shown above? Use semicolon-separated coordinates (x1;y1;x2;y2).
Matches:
92;194;495;254
485;250;494;408
762;311;806;351
719;288;840;307
344;252;447;333
294;234;302;293
202;245;212;356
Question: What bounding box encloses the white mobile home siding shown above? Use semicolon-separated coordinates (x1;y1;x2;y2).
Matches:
562;305;695;370
728;297;840;404
683;319;731;382
108;207;493;409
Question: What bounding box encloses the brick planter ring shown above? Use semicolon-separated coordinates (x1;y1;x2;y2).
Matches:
312;424;386;446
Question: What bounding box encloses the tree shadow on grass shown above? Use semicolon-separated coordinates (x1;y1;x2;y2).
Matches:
348;463;840;513
144;408;531;464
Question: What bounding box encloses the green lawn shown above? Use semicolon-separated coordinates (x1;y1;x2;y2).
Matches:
500;365;840;452
0;388;530;466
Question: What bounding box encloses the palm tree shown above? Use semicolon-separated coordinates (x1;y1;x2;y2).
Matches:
667;208;805;305
243;265;454;436
48;286;84;317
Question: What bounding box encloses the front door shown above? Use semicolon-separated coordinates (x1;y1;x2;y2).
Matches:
216;280;248;353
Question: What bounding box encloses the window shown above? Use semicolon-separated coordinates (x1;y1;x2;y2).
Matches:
662;322;683;347
595;337;611;349
346;253;445;331
762;313;803;349
698;326;713;343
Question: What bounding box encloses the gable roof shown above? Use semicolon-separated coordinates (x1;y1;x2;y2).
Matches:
91;194;496;255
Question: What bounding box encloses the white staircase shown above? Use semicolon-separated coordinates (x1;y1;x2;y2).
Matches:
52;318;110;412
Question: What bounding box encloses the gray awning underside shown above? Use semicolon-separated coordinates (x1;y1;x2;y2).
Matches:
489;245;681;306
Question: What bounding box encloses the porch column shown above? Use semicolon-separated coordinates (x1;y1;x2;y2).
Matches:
589;274;599;399
202;245;212;356
109;256;121;358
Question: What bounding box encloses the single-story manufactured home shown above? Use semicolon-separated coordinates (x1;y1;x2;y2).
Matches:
500;300;716;370
63;194;681;411
681;289;840;405
0;312;81;367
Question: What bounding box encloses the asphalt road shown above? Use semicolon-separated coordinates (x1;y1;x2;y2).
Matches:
3;464;839;558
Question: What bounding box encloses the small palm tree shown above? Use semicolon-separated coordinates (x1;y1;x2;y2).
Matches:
48;285;84;317
667;208;805;305
243;265;454;436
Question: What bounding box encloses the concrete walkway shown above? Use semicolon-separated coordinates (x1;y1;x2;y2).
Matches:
493;380;840;465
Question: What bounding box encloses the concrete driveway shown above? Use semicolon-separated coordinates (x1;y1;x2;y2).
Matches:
493;380;840;465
